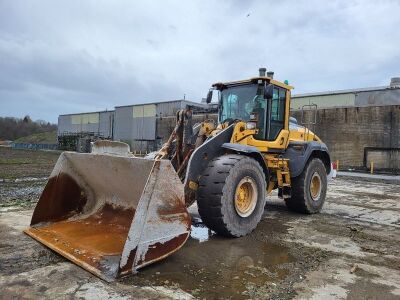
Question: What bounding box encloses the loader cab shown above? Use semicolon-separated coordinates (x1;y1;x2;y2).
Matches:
214;77;292;150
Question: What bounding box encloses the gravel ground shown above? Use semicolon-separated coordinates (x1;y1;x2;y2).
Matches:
0;149;399;299
0;147;58;210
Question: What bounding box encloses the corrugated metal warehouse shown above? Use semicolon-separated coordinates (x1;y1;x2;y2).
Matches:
58;110;114;138
113;100;208;152
58;100;208;152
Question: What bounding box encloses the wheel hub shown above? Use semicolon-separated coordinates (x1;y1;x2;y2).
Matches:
234;177;258;217
310;172;322;201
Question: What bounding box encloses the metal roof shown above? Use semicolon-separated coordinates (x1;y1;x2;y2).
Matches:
292;85;399;98
114;99;206;109
212;76;294;90
59;110;115;117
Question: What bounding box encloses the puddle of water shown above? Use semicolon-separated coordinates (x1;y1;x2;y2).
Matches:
14;177;48;183
124;217;295;299
0;207;19;212
190;217;215;242
0;177;48;183
190;225;214;243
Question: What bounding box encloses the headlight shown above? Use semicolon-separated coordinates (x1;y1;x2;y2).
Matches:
246;122;257;130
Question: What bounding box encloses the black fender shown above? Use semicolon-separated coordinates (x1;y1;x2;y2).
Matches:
221;143;269;181
283;141;331;178
184;124;235;187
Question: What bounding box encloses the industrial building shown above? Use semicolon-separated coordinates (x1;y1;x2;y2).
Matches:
58;110;115;152
57;79;399;173
291;77;400;173
291;77;400;109
113;100;209;152
58;110;115;138
57;99;209;152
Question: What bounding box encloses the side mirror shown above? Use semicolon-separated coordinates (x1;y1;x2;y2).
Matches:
206;90;213;103
264;84;273;99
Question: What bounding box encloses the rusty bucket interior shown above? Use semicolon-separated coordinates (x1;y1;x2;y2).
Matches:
24;152;191;281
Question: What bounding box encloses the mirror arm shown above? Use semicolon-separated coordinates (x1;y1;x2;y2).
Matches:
206;89;213;104
264;83;274;99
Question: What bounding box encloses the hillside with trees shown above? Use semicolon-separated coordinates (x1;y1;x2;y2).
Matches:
0;116;57;141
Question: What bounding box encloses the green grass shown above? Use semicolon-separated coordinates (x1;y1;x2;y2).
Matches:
0;147;60;180
0;158;30;164
0;172;17;180
14;131;57;144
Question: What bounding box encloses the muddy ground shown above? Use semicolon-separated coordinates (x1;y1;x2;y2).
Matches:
0;148;399;299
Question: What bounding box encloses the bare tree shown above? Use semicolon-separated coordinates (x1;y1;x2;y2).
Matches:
0;116;57;141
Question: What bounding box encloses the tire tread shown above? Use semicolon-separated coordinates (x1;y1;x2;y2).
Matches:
197;154;266;237
285;158;327;214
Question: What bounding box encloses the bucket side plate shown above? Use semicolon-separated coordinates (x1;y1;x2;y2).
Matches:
119;159;191;275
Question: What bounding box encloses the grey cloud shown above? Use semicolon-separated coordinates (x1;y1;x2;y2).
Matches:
1;0;400;122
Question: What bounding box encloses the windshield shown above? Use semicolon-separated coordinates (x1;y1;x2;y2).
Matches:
219;84;264;123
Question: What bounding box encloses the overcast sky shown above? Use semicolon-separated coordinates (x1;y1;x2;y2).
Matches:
1;0;399;123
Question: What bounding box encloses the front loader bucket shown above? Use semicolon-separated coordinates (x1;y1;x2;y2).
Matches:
24;152;191;281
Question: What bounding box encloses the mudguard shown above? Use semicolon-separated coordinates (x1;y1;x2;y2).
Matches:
283;141;331;178
184;124;235;187
221;143;269;178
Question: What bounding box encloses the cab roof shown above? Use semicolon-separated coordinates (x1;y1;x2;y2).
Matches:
212;76;294;90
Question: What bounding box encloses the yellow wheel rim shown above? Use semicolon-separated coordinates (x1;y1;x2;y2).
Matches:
234;177;258;217
310;172;322;201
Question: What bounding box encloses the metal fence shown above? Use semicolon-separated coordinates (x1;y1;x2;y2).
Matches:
12;143;58;150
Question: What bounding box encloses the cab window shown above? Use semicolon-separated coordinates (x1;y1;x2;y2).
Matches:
267;87;286;140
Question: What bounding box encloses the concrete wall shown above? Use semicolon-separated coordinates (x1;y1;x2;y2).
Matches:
365;149;400;170
291;105;400;170
355;89;400;106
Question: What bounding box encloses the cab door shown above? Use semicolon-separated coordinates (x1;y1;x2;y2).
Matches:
264;86;289;150
235;84;290;152
267;87;286;140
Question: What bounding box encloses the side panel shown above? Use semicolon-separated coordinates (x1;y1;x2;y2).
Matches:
132;105;156;140
132;117;156;140
114;106;134;141
99;111;114;139
283;141;331;178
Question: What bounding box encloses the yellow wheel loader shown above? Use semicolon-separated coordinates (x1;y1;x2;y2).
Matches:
25;68;332;281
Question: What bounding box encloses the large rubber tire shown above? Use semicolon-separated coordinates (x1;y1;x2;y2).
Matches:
285;158;327;214
196;154;266;237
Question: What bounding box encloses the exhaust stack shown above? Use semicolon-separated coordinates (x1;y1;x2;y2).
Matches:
390;77;400;88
